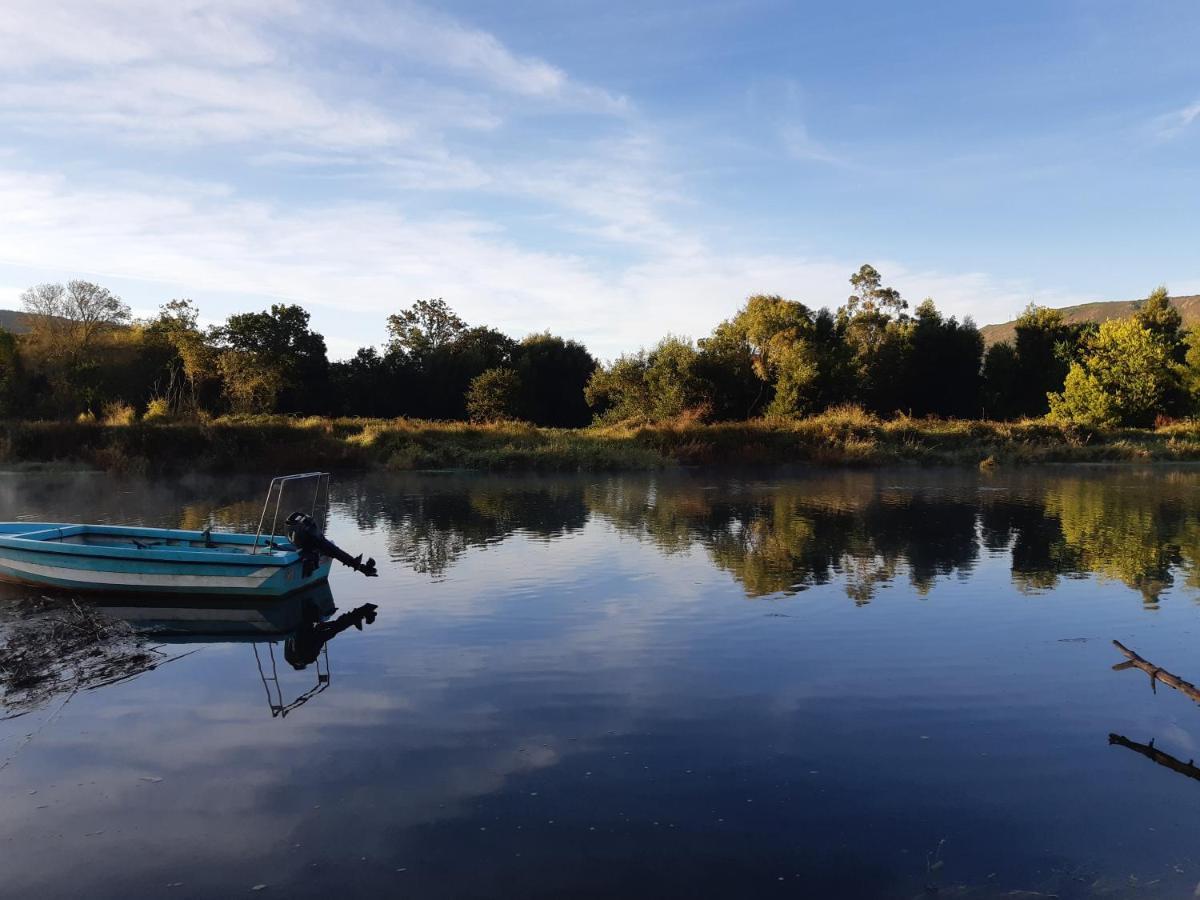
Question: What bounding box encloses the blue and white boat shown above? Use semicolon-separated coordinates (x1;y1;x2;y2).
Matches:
0;473;377;597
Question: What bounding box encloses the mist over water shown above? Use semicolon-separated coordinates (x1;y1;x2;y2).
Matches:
4;467;1200;898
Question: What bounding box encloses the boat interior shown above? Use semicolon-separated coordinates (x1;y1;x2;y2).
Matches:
0;524;294;555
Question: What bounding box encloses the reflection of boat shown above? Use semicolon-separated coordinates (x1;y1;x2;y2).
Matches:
0;473;375;597
90;581;338;639
0;581;377;721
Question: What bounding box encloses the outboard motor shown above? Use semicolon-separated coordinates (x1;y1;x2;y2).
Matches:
285;511;378;578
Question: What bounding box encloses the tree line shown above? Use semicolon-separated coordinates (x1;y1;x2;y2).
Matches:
2;265;1196;428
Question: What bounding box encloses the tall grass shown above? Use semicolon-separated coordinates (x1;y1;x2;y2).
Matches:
1;411;1199;473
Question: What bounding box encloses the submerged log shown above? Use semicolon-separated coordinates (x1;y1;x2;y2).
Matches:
1108;733;1200;783
1111;640;1200;703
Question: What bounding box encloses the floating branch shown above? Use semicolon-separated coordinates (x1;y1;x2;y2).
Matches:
1109;733;1200;783
1111;640;1200;702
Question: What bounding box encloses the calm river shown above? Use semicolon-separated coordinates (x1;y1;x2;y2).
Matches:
4;467;1200;898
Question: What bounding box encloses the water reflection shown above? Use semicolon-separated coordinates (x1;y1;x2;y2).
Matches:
7;468;1200;897
342;476;589;576
342;469;1200;604
0;582;378;721
1108;639;1200;788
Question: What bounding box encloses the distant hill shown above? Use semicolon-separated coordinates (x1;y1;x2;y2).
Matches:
0;310;32;333
980;295;1200;346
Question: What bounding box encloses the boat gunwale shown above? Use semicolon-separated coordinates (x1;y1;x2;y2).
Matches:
0;522;300;567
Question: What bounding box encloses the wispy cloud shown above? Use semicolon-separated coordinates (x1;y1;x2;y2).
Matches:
778;122;844;166
1153;99;1200;140
0;162;1068;360
0;0;624;152
0;0;1109;361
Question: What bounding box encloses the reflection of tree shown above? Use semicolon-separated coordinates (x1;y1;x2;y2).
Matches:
1043;479;1187;604
979;496;1084;593
333;469;1200;605
338;475;589;576
589;475;980;603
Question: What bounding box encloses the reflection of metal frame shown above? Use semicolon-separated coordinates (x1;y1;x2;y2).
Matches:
253;641;331;718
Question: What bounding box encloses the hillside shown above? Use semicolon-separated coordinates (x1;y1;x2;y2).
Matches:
980;294;1200;346
0;310;32;333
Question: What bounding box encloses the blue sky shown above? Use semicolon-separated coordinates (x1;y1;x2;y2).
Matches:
1;1;1197;360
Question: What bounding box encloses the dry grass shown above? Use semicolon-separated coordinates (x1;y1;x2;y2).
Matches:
3;410;1200;473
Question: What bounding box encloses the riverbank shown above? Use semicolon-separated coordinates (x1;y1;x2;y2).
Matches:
4;411;1200;473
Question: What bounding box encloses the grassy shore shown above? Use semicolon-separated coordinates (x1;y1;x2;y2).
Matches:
4;409;1200;473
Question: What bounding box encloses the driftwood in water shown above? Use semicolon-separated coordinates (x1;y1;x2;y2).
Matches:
1109;733;1200;783
1111;639;1200;703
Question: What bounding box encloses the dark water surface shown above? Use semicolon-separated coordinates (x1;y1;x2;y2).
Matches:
5;467;1200;898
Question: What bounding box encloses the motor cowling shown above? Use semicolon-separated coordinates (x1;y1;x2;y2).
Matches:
285;511;378;578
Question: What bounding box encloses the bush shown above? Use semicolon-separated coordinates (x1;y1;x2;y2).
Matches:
143;397;171;422
466;367;523;422
101;401;137;426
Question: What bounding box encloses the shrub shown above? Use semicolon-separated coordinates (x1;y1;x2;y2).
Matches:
143;397;171;422
466;367;523;422
101;401;137;426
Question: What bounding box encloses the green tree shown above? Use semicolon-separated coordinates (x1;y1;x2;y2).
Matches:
585;336;705;423
145;299;218;414
1010;304;1072;417
386;298;467;363
1134;285;1183;359
1048;317;1177;427
0;328;24;417
466;367;523;422
727;295;819;416
981;341;1021;419
845;264;906;320
512;333;597;427
704;294;853;418
905;299;984;417
215;304;329;414
330;347;401;417
838;266;912;414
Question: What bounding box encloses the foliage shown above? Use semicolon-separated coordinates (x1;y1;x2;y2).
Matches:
585;336;706;423
512;333;596;427
1049;317;1179;427
0;328;24;418
837;265;915;414
466;367;523;422
214;304;329;414
21;280;131;360
386;297;466;362
2;272;1194;434
145;299;218;414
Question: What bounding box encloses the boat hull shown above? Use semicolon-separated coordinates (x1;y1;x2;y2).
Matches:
0;523;331;597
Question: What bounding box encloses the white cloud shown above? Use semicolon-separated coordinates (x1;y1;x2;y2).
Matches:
779;122;843;166
0;163;1077;359
1154;99;1200;140
0;65;413;148
0;1;1108;360
0;0;623;153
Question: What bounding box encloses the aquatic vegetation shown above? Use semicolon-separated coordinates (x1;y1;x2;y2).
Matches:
0;597;162;719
